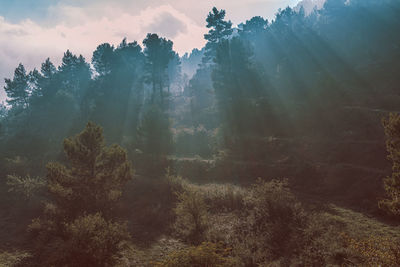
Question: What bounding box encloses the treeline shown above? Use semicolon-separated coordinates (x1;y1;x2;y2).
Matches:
1;0;400;168
0;34;183;178
187;0;400;151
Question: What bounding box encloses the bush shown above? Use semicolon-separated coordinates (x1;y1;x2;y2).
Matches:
64;213;129;267
233;178;309;265
154;242;237;267
343;233;400;266
174;189;209;245
6;174;45;200
28;213;129;267
123;170;187;242
380;113;400;217
174;126;214;158
191;183;245;213
0;251;30;267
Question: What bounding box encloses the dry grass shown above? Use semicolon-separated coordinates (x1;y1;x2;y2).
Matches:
326;205;400;240
0;251;30;267
187;183;247;213
117;238;186;267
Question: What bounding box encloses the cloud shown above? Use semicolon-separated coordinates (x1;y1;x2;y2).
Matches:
145;12;188;38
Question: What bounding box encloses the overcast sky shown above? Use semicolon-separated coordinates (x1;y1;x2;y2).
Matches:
0;0;302;101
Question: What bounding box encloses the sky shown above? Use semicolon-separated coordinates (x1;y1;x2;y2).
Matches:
0;0;304;101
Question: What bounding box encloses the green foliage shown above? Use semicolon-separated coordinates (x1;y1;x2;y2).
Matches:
134;103;173;178
92;43;115;76
143;33;176;103
45;122;132;218
238;16;268;38
65;213;128;267
6;174;45;199
154;242;237;267
1;1;400;265
233;178;309;265
28;122;132;266
203;7;233;64
190;183;245;213
87;39;144;144
174;189;209;245
0;102;7;118
29;213;129;267
136;105;173;157
4;64;30;108
165;168;188;196
212;37;268;152
174;126;214;158
121;169;187;242
380;113;400;217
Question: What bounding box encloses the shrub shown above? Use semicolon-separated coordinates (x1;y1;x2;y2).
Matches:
191;183;245;213
63;213;129;267
174;189;209;244
6;174;45;200
232;178;309;265
154;242;237;267
29;213;129;267
343;233;400;266
296;213;348;266
123;169;187;242
0;251;30;267
380;113;400;217
174;126;214;158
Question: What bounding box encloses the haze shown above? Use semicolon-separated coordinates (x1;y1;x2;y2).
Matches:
0;0;302;101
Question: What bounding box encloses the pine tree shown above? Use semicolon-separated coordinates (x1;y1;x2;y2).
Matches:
58;50;91;96
47;121;132;218
4;63;30;108
92;43;115;76
238;16;268;38
41;58;57;79
143;33;175;103
137;105;173;157
212;37;266;152
29;122;132;266
203;7;233;64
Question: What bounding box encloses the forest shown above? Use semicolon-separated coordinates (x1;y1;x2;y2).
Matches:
1;0;400;265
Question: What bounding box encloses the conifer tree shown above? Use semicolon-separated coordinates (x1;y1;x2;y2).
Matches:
143;33;175;103
29;122;132;266
212;37;266;151
136;105;173;157
41;58;57;79
203;7;233;64
4;63;30;108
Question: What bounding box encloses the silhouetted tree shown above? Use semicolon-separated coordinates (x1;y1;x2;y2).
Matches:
212;37;267;152
238;16;268;38
203;7;233;64
143;33;175;104
58;50;91;98
4;64;30;108
92;43;116;76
